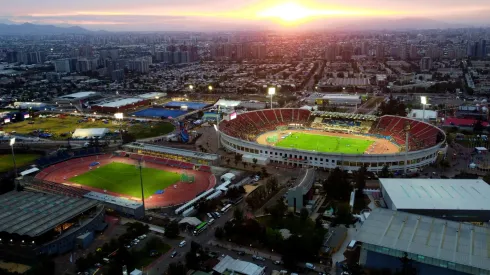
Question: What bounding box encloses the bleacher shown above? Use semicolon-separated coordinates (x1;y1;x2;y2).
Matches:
370;116;442;151
36;147;102;168
29;181;90;198
220;109;311;140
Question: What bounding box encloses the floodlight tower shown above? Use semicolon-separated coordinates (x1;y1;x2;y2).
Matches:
420;96;427;123
10;138;17;178
404;122;411;175
114;113;124;143
268;87;276;109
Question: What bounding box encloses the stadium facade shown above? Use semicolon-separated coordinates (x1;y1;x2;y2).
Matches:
219;109;446;172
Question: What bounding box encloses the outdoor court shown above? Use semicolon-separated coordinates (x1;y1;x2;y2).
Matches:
69;162;181;199
36;155;216;209
257;129;399;154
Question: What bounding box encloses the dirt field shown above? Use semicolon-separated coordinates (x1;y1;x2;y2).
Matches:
256;129;400;154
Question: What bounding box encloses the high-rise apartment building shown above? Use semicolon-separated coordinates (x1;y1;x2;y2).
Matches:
376;44;385;60
419;57;432;72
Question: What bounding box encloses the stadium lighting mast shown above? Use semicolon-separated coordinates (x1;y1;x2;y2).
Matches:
137;159;146;213
114;113;124;143
404;123;411;175
268;87;276;109
9;138;17;178
420;96;427;123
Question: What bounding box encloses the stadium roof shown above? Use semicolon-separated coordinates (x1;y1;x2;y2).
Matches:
379;179;490;211
0;191;99;237
58;91;97;99
294;168;315;195
123;142;219;161
213;255;265;275
137;92;167;99
72;128;109;138
311;111;378;121
96;98;145;108
84;191;143;210
215;99;241;107
356;208;490;272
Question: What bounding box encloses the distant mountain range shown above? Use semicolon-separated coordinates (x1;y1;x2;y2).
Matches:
0;17;484;34
0;23;91;35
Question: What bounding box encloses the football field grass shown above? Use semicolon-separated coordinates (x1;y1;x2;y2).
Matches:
274;132;374;154
69;162;181;198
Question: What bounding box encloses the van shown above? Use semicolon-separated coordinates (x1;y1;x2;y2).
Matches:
208;218;215;225
207;213;213;219
179;241;186;247
305;263;315;270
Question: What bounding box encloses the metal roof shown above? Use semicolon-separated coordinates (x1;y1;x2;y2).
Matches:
0;191;99;237
83;191;143;210
356;208;490;271
58;91;97;99
380;179;490;211
213;255;265;275
123;142;219;161
96;98;144;108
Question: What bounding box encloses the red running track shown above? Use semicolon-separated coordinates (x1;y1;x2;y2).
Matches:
35;154;216;209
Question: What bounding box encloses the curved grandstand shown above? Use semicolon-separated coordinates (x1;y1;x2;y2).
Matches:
219;109;446;172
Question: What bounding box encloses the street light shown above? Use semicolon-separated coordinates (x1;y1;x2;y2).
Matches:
420;96;427;122
208;85;213;92
268;87;276;109
189;85;194;90
10;138;17;178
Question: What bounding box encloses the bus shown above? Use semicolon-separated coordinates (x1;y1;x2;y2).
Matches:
193;222;208;235
220;204;232;214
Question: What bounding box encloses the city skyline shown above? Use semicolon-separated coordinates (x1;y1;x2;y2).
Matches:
2;0;490;31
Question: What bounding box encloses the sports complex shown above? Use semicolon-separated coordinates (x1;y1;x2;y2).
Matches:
219;108;447;172
33;150;216;209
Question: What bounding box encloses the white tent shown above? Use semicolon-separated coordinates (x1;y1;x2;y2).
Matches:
72;128;109;139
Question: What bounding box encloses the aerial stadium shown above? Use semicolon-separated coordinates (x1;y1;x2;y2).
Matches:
219;109;446;172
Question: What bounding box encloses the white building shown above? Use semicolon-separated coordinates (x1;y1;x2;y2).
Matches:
72;128;110;139
407;109;438;121
213;255;265;275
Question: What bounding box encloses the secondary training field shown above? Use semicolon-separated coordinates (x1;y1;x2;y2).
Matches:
69;162;181;199
256;129;400;154
35;155;216;208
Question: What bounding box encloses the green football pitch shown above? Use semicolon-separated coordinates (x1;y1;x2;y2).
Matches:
69;162;181;198
274;132;374;154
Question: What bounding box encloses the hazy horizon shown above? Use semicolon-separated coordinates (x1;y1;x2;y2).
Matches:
2;0;490;31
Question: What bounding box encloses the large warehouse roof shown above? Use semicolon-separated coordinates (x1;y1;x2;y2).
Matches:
0;191;99;237
96;98;144;108
58;91;98;99
380;179;490;211
356;208;490;272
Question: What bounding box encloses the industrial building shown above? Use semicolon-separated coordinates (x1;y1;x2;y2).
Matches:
91;98;149;113
84;192;145;219
380;178;490;222
286;168;317;213
0;191;105;257
356;208;490;275
54;91;100;104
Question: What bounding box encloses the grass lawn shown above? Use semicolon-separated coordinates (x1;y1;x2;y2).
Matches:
275;132;374;154
69;162;181;198
0;154;40;172
1;116;174;140
127;122;175;139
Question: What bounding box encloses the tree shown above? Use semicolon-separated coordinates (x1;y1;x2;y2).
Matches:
376;96;408;117
379;165;391;178
121;132;136;144
268;199;288;219
394;253;418;275
355;165;367;197
234;154;242;166
168;262;186;275
333;203;354;225
261;167;269;177
323;168;352;200
226;158;231;166
265;176;279;194
300;208;309;221
233;207;244;222
215;227;224;239
164;220;180;238
474;119;484;133
252;158;258;165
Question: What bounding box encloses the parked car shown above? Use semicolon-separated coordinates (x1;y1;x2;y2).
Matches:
171;251;177;258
